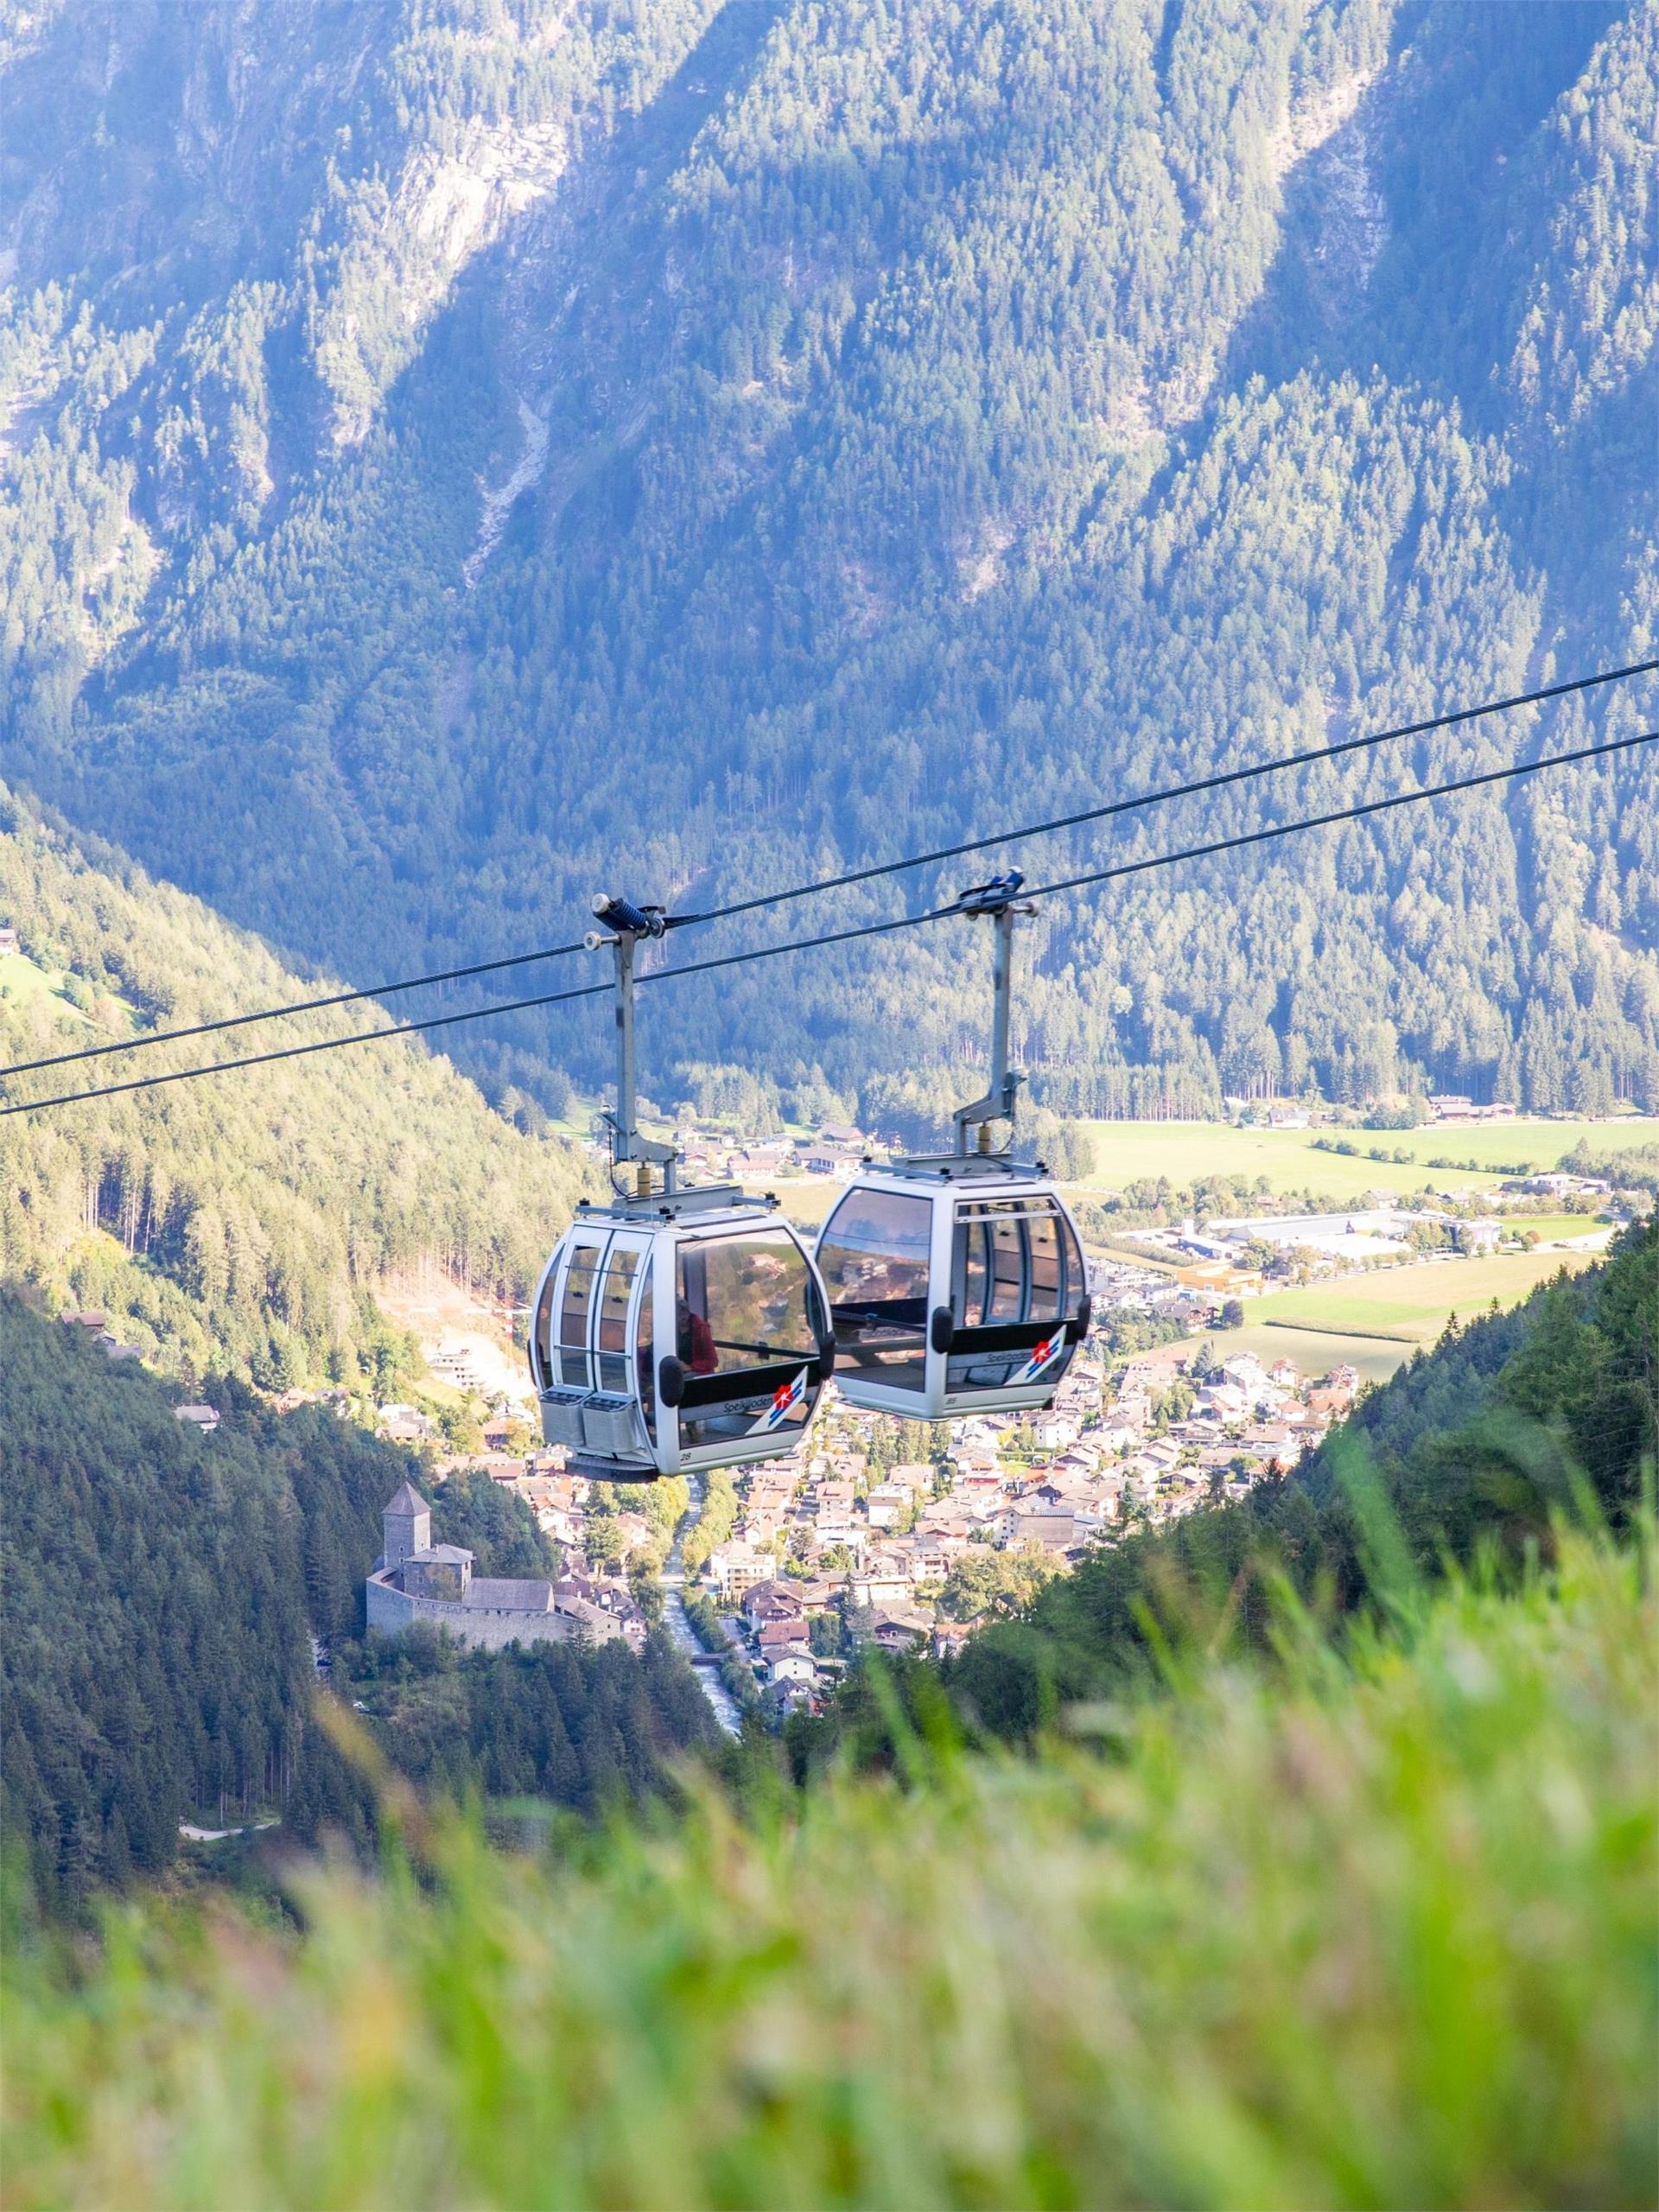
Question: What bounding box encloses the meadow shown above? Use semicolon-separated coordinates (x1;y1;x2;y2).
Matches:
1205;1323;1414;1386
1075;1116;1658;1201
6;1523;1652;2210
1239;1249;1599;1349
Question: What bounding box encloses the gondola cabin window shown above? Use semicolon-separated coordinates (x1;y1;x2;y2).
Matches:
531;1261;559;1391
945;1197;1084;1396
595;1243;639;1394
952;1200;1071;1327
558;1237;604;1389
675;1231;823;1451
817;1186;933;1392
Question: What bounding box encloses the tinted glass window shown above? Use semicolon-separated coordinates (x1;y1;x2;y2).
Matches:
637;1267;656;1442
961;1217;990;1326
677;1232;817;1370
818;1189;933;1308
817;1187;933;1391
558;1238;604;1389
944;1196;1084;1395
951;1200;1071;1327
1028;1211;1063;1323
988;1214;1027;1320
675;1230;821;1450
1059;1211;1085;1318
595;1244;641;1394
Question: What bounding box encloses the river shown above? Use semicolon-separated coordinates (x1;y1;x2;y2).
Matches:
659;1471;744;1738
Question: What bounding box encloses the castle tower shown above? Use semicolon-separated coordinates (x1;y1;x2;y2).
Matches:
382;1479;431;1570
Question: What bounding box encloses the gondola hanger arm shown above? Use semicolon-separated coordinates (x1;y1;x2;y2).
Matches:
587;892;677;1196
951;871;1037;1155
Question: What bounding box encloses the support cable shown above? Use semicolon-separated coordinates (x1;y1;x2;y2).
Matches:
4;726;1650;1120
5;654;1651;1082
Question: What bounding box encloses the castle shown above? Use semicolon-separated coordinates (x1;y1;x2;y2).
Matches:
365;1481;620;1650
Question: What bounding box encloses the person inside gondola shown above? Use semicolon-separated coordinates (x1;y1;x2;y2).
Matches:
677;1295;719;1374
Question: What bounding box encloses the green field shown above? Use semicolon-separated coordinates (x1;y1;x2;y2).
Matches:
1075;1116;1657;1201
1211;1247;1601;1362
1510;1213;1611;1245
1205;1322;1415;1386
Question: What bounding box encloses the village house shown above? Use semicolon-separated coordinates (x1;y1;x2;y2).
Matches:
886;1462;934;1492
742;1579;809;1629
845;1566;912;1611
1011;1510;1079;1553
377;1402;434;1445
706;1541;768;1597
870;1614;929;1656
757;1618;811;1656
865;1482;912;1529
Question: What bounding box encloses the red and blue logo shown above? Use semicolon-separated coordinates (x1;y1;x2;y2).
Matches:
751;1367;808;1433
1015;1336;1066;1385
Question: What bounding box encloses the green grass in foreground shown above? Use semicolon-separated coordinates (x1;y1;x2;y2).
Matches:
6;1529;1655;2210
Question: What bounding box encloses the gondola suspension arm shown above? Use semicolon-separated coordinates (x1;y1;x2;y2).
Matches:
951;872;1038;1156
586;894;678;1198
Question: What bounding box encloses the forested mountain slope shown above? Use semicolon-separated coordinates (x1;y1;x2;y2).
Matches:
0;786;590;1382
0;1297;715;1910
1;0;1655;1122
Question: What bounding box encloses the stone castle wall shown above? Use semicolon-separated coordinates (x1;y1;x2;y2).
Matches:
366;1573;583;1651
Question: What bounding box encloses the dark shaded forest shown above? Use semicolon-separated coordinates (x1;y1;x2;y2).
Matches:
0;1296;715;1913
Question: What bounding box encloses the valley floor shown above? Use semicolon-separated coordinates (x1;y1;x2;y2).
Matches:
1074;1115;1658;1201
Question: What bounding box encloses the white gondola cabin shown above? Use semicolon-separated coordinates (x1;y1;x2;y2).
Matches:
813;870;1090;1420
530;1192;835;1480
815;1155;1089;1419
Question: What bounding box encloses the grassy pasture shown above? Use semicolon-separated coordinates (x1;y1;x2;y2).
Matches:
1511;1213;1611;1244
1241;1249;1596;1345
1203;1322;1414;1385
1075;1116;1659;1200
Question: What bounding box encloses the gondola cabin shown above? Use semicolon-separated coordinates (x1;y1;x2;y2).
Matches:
529;1193;834;1480
815;1157;1090;1420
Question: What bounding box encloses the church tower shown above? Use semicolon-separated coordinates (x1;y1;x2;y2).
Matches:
382;1479;431;1569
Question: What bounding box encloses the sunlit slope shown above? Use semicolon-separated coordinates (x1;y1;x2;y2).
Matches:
5;1532;1652;2209
0;788;591;1381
